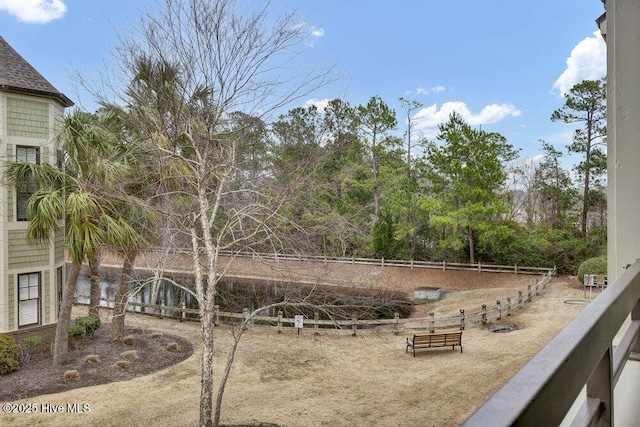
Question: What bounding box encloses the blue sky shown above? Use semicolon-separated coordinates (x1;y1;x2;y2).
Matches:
0;0;606;165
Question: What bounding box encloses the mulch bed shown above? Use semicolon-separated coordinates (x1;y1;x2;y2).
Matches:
0;323;193;402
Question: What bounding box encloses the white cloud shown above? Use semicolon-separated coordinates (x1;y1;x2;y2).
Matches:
405;85;445;96
521;154;544;168
310;27;324;37
0;0;66;23
303;98;331;111
413;101;521;137
304;25;325;47
553;30;606;96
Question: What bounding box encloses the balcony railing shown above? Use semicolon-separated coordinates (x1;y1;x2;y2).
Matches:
463;261;640;426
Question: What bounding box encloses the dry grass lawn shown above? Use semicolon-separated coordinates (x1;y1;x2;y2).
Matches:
0;271;588;427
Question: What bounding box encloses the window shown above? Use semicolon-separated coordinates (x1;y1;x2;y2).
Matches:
16;146;40;221
18;272;40;327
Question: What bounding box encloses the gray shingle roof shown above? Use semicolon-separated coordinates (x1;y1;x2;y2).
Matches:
0;36;73;107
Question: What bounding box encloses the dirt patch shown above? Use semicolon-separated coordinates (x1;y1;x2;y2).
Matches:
0;322;193;402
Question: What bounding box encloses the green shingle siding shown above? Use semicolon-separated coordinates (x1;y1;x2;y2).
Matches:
55;228;65;263
6;98;49;138
8;230;50;268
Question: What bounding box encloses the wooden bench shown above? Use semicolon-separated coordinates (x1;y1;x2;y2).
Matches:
406;331;463;357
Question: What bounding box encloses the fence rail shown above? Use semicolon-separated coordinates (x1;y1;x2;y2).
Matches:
76;268;555;335
140;248;554;276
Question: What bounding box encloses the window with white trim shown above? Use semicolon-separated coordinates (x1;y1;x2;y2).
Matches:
18;272;40;327
16;146;40;221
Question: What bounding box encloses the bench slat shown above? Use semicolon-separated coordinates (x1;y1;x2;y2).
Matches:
406;332;463;357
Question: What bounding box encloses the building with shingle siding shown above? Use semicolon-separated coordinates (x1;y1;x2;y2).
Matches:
0;36;73;340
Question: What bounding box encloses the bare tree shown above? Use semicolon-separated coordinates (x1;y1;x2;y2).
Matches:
95;1;332;425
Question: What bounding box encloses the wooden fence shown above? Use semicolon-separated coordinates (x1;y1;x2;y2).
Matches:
144;248;553;276
76;268;556;335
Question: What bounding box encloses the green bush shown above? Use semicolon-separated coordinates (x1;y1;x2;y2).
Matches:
0;334;19;374
68;325;86;341
74;315;101;335
577;255;607;284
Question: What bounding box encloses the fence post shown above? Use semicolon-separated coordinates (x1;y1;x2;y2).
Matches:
394;312;400;334
460;309;465;330
214;304;220;326
443;261;446;271
159;299;165;319
242;308;249;330
352;314;358;336
277;310;283;333
429;312;435;333
410;259;414;269
535;281;540;296
481;304;487;324
496;300;502;320
506;297;512;316
527;285;532;302
314;312;319;335
381;257;385;267
180;301;186;322
518;291;523;307
478;261;481;272
515;263;518;275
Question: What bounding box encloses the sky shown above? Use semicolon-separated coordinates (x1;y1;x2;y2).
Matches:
0;0;607;166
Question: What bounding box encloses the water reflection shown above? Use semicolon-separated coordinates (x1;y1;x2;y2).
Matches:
75;270;184;314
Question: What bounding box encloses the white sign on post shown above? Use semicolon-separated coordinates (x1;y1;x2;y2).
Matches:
294;315;304;329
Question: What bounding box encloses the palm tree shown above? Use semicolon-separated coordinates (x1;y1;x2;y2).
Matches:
5;109;137;365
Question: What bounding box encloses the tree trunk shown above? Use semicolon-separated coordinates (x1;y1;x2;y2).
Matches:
88;252;101;316
150;273;162;316
214;321;246;427
53;261;81;366
200;308;216;427
111;251;136;342
581;123;593;234
468;224;475;265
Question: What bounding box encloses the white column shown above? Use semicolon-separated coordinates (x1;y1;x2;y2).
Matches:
607;0;640;282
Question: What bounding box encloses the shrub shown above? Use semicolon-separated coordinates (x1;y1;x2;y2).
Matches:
113;360;130;369
120;350;138;360
68;325;86;341
150;332;163;339
18;336;42;364
123;335;135;345
166;342;180;352
578;255;607;284
74;315;101;335
64;370;79;381
0;334;19;374
84;354;101;364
